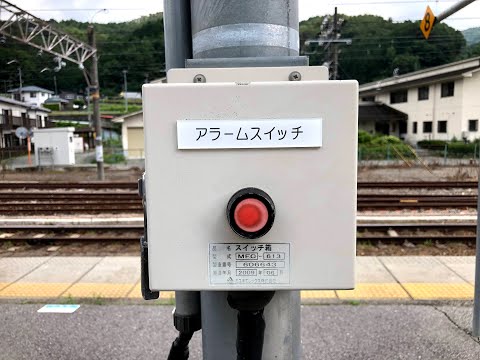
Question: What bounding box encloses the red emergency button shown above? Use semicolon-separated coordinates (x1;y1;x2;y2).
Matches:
234;198;269;232
227;188;275;239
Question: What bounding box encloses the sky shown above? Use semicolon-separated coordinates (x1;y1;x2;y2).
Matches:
10;0;480;31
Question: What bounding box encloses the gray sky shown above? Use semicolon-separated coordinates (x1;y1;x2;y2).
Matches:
14;0;480;30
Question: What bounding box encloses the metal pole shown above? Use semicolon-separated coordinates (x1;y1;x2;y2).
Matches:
163;0;192;71
53;75;57;95
189;1;302;359
332;7;339;80
436;0;476;23
474;167;480;337
87;25;104;180
190;0;299;59
18;67;22;100
123;70;128;112
444;144;448;165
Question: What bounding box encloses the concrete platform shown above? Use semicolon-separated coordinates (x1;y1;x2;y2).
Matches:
0;256;476;301
1;304;479;359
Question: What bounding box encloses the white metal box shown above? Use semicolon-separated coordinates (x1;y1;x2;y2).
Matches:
33;127;76;166
143;67;358;291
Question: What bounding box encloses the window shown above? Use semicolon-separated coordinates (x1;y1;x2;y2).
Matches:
423;121;432;133
437;121;447;133
390;90;408;104
469;119;478;132
413;122;418;134
441;82;454;97
418;86;429;100
361;96;375;102
30;92;36;98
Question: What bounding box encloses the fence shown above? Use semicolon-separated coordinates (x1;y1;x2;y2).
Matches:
358;143;480;166
0;146;28;162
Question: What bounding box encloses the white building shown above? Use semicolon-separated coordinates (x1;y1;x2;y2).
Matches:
8;85;54;107
0;96;51;148
359;56;480;143
112;110;144;159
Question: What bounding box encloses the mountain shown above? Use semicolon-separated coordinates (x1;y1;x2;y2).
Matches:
0;13;472;95
0;13;165;97
463;27;480;46
301;14;466;83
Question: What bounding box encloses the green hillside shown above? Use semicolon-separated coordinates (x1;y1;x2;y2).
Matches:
0;12;477;96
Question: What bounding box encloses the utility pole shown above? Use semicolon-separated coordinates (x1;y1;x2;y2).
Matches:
122;69;128;112
332;7;339;80
304;7;351;80
87;25;104;181
17;67;22;99
53;75;57;95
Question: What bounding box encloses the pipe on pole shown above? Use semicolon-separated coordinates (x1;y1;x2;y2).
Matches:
163;0;192;71
190;0;299;59
435;0;477;23
189;1;302;358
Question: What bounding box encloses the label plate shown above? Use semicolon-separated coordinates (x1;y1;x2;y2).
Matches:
208;243;290;286
177;119;322;149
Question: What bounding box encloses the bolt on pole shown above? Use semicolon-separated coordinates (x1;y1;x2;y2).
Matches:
87;25;104;181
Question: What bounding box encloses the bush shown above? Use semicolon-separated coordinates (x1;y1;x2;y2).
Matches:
358;130;374;144
417;140;447;150
73;99;85;106
103;138;122;147
104;153;126;164
418;140;478;158
357;132;414;160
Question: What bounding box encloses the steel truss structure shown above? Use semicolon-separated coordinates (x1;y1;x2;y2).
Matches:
0;0;96;68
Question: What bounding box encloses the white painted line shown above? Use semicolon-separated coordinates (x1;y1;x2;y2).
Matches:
38;304;80;313
358;215;477;222
0;217;143;224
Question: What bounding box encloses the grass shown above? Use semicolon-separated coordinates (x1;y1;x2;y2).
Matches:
424;240;433;247
51;103;142;117
2;241;13;249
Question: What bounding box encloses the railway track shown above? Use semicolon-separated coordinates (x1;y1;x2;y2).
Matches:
357;223;477;242
0;180;478;213
0;223;476;243
0;225;143;242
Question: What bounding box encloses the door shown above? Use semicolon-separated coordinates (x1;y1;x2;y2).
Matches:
127;127;144;158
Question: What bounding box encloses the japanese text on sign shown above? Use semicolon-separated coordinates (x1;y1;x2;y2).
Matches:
209;243;290;286
177;119;322;149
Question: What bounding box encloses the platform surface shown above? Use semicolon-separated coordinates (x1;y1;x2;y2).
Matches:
0;256;476;301
0;304;479;360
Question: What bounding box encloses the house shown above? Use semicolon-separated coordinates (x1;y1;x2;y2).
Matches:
44;96;70;111
359;56;480;143
7;85;54;107
59;91;83;102
112;111;144;159
0;96;51;148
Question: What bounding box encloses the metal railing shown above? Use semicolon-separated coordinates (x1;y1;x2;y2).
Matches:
0;146;28;161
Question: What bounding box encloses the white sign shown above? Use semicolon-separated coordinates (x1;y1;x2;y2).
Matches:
177;119;322;149
209;243;290;286
37;304;80;313
95;145;104;162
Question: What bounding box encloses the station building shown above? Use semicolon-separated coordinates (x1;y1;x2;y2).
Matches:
359;56;480;143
